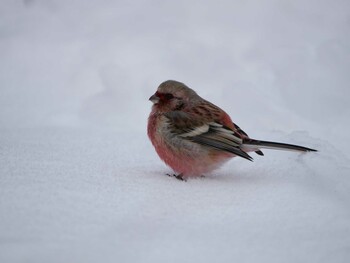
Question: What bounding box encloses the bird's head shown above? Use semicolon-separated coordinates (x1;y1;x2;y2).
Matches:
149;80;198;112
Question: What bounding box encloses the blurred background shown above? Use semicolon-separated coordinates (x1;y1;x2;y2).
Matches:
0;0;349;151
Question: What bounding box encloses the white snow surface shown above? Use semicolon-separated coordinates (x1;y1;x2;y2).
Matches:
1;0;350;262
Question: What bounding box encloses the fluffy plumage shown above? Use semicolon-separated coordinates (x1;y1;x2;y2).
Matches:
147;80;317;180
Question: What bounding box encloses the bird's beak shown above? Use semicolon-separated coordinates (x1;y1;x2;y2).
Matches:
149;93;160;104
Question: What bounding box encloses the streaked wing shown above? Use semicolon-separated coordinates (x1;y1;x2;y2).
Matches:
164;111;253;161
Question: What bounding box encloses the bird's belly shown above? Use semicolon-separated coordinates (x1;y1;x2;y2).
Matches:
154;135;233;176
148;114;233;177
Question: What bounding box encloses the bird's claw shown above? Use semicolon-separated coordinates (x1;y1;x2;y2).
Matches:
166;173;186;181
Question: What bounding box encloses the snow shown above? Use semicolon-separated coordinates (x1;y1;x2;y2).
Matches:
1;0;350;262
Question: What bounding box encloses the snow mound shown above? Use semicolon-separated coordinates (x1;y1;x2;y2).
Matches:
0;128;349;263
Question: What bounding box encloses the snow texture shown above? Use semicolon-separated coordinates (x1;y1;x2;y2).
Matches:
0;1;350;263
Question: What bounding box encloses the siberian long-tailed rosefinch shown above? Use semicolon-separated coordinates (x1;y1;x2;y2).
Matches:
147;80;316;180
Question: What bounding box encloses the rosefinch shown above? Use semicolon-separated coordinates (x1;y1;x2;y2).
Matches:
148;80;317;180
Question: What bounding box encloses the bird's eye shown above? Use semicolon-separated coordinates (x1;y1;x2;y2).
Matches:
164;93;174;100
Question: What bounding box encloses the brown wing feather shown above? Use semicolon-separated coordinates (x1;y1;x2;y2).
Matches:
164;111;254;161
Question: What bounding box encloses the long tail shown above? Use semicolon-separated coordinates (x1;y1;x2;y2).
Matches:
243;138;317;154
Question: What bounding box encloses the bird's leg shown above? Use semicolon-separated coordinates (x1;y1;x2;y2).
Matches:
166;173;186;181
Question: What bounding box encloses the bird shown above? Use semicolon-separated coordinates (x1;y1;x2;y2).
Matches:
147;80;317;180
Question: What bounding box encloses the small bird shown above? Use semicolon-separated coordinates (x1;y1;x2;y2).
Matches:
147;80;317;180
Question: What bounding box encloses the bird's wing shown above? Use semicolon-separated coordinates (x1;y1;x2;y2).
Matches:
164;111;253;161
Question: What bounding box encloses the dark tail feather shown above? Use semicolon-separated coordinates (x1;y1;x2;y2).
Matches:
243;139;317;153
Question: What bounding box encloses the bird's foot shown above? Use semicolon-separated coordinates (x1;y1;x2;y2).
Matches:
166;173;186;181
